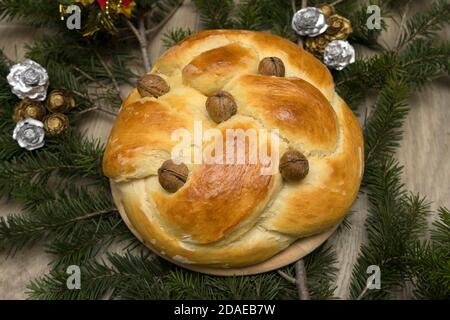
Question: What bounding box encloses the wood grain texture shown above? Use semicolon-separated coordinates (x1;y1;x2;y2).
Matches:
0;0;448;299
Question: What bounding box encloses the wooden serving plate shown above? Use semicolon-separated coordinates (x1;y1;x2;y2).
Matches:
177;225;338;276
111;182;338;276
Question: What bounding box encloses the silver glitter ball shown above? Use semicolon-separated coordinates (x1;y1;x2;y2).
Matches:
292;7;328;37
7;59;49;101
323;40;355;70
12;118;45;151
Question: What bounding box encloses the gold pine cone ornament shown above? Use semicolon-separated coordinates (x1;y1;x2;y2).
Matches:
46;89;76;113
43;113;69;137
12;99;47;122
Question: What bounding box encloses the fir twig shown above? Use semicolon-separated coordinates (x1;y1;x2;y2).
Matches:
124;17;151;72
350;158;430;299
396;0;450;51
394;0;410;50
0;0;62;28
193;0;234;29
145;0;184;36
0;186;118;255
278;245;338;300
93;48;122;98
364;78;410;165
0;130;106;199
277;270;296;284
295;259;310;300
162;28;193;48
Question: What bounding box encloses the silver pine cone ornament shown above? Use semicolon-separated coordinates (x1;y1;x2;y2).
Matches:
7;59;49;101
292;7;328;37
323;40;356;70
12;118;46;151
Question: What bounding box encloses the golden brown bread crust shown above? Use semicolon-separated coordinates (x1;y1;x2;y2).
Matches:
224;75;338;152
103;30;363;267
182;43;259;95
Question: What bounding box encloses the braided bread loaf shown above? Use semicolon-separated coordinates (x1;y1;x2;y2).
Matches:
103;30;363;267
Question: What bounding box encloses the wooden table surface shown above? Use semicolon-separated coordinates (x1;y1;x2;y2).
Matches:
0;0;449;299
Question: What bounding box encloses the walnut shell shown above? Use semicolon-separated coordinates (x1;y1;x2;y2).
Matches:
137;74;170;98
279;150;309;182
206;91;237;123
158;160;189;193
258;57;285;77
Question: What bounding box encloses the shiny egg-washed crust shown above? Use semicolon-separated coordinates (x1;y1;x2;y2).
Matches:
103;30;364;267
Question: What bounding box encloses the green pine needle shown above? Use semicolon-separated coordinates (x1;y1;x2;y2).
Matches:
0;185;118;255
364;78;410;165
397;0;450;51
161;27;193;48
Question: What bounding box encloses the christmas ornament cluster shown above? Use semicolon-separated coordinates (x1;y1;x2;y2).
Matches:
61;0;137;36
7;59;74;151
292;4;355;70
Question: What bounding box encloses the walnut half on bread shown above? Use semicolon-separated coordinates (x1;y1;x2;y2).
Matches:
103;30;364;268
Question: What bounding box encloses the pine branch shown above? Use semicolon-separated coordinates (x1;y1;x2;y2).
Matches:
406;208;450;299
145;0;184;36
336;40;450;108
345;2;450;298
0;130;106;199
45;214;134;269
431;207;450;249
0;132;22;161
335;52;399;108
295;259;310;300
25;35;137;109
396;0;450;51
233;0;265;31
278;244;338;300
335;2;450;105
350;158;430;299
400;40;450;88
0;0;62;28
192;0;234;29
27;252;170;300
120;0;183;70
93;48;121;97
0;50;16;106
165;269;294;300
338;213;353;234
256;0;296;40
0;186;118;255
161;28;193;48
364;79;410;165
27;242;338;300
408;207;450;299
124;17;151;72
408;241;450;299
